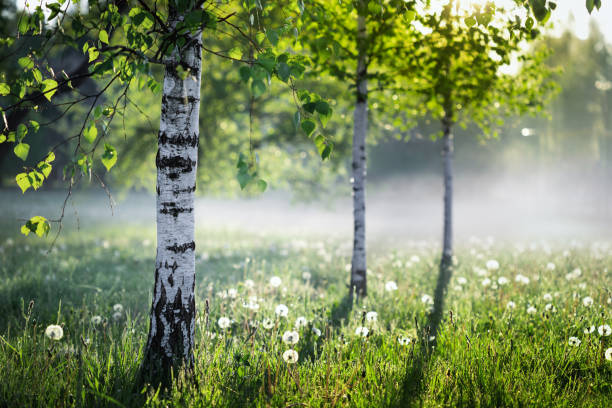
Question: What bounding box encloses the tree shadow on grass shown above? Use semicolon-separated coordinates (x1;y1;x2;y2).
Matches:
328;292;354;328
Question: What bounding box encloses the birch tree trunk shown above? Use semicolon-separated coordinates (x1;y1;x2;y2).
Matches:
142;8;202;381
431;115;454;338
350;3;368;299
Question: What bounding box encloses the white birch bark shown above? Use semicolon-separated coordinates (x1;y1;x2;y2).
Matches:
143;8;202;378
350;3;368;298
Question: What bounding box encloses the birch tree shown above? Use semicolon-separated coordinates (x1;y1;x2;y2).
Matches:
0;0;330;382
301;0;417;298
395;0;556;337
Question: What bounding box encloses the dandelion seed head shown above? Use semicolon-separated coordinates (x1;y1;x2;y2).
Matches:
282;330;299;345
385;281;398;292
355;326;369;337
283;349;298;364
45;325;63;341
486;260;499;271
269;276;282;288
366;311;378;322
295;316;308;328
218;317;231;329
275;304;289;317
568;336;581;347
598;324;611;336
582;296;594;307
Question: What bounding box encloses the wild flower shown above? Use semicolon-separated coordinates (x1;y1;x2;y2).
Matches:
457;277;467;285
312;327;322;337
568;337;581;347
227;288;238;299
91;315;102;325
385;281;398;292
515;274;530;284
45;325;64;340
598;324;611;336
282;330;299;345
295;316;308;328
270;276;282;288
398;336;411;345
366;311;378;322
546;262;556;271
283;349;299;364
410;255;420;263
242;301;260;311
113;304;123;313
498;276;509;285
275;304;289;317
481;278;491;287
584;325;595;334
543;293;553;302
355;326;369;337
506;301;516;310
582;296;594;307
566;268;581;280
302;271;312;280
244;279;255;289
218;317;231;329
526;306;537;315
486;259;499;271
421;294;434;305
545;303;556;313
605;348;612;361
262;318;274;330
112;311;123;321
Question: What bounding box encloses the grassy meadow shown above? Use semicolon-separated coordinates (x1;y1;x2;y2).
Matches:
0;218;610;407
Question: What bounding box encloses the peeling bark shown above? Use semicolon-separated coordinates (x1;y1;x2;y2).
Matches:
350;2;368;298
142;7;202;383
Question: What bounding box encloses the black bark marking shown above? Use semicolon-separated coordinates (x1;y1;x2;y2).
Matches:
172;186;196;196
162;94;200;103
160;202;193;218
159;132;198;147
164;260;179;275
166;241;195;253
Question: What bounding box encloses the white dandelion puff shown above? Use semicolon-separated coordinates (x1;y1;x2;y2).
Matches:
295;316;308;328
568;337;581;347
217;317;231;329
112;304;123;313
506;301;516;310
526;306;537;315
355;326;369;337
282;330;299;345
543;293;553;302
486;260;499;271
605;348;612;361
398;336;411;345
385;281;398;292
497;276;509;285
582;296;594;307
262;318;275;330
598;324;611;336
366;311;378;322
269;276;282;288
275;304;289;317
91;315;102;325
584;325;595;334
421;294;434;305
45;325;63;341
312;327;322;337
282;349;299;364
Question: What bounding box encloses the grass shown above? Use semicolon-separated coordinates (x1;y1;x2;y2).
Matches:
0;222;610;407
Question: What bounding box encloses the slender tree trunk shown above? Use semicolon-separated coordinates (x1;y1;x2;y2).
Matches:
350;3;368;298
142;9;202;383
430;115;453;338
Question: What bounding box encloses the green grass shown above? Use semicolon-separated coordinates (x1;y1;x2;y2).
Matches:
0;225;610;407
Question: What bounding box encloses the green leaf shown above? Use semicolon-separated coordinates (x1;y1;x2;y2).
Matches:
266;29;279;46
277;62;291;82
239;66;251;83
99;29;109;45
228;47;242;60
301;120;316;137
88;47;99;62
21;216;51;237
586;0;595;13
251;80;266;98
101;143;117;171
0;83;10;96
42;79;58;101
18;15;30;34
237;170;251;190
14;143;30;161
15;173;31;193
83;122;97;143
16;123;28;141
18;56;34;69
256;179;267;192
29;120;40;132
38;162;52;178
